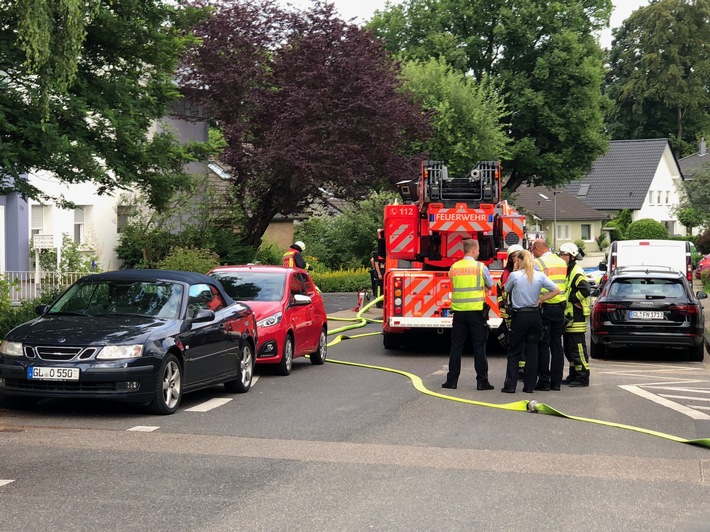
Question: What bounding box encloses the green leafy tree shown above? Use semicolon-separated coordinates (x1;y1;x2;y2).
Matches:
400;57;509;178
181;0;429;247
605;0;710;156
368;0;611;192
0;0;211;210
678;166;710;229
675;206;704;235
625;219;670;240
295;191;399;270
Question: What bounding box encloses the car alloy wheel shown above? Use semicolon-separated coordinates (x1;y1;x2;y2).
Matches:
225;343;254;393
149;354;182;415
277;334;294;376
310;327;327;365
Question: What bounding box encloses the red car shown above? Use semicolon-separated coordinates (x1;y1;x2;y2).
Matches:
696;254;710;280
208;265;328;375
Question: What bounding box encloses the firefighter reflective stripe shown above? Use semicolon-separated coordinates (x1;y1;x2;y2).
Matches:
565;263;591;332
536;255;567;304
450;260;485;311
283;250;296;267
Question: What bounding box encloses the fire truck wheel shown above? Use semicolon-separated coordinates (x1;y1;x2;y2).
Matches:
383;332;402;350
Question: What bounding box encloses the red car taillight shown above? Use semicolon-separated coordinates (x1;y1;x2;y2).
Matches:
595;302;622;313
668;304;699;316
592;302;622;330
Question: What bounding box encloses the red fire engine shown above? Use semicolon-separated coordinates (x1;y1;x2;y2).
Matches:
381;160;526;348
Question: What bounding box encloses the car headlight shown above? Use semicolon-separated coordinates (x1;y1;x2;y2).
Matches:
257;312;283;328
0;340;23;357
96;345;144;360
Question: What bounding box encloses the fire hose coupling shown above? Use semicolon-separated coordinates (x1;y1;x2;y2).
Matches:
527;400;539;413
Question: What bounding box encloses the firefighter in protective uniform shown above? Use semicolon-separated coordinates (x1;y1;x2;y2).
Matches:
558;242;591;386
283;241;312;270
531;238;568;390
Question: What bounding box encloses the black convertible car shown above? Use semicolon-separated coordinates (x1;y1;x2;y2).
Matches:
0;270;257;414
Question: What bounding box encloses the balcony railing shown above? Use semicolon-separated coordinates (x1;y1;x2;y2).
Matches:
3;271;86;304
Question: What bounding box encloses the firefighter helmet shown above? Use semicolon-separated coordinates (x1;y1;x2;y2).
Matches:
507;244;524;256
294;241;306;252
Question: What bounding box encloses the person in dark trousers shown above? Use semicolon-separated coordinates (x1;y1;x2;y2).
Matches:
370;251;385;308
442;239;495;391
531;238;568;391
558;242;591;387
496;244;524;377
283;241;312;270
501;250;560;393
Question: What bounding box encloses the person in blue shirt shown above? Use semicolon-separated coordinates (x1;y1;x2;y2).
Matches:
501;250;560;393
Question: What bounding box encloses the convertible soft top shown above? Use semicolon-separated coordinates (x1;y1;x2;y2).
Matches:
75;269;235;306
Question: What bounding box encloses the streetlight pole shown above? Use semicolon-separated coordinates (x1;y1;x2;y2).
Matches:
553;191;557;252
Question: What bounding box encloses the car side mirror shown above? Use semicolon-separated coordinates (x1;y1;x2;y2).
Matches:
292;294;312;306
190;309;216;323
35;304;49;315
696;291;708;300
598;262;607;272
590;287;600;297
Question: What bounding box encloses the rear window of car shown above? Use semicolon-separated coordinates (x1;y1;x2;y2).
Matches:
607;278;685;299
211;271;286;302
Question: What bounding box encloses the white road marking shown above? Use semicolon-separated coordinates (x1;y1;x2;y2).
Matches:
185;398;233;412
127;426;160;432
658;394;710;403
0;480;15;487
619;385;710;420
643;385;710;394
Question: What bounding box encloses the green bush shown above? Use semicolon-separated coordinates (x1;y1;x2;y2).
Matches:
696;229;710;254
254;240;285;266
625;219;669;240
157;246;221;274
574;239;586;252
311;268;371;292
594;232;608;251
0;291;60;339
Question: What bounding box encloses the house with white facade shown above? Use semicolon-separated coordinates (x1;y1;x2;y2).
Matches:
1;107;208;279
565;138;688;235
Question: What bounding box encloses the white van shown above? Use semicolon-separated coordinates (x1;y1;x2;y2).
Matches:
599;239;693;281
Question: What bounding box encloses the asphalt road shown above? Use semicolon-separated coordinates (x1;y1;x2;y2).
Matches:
2;301;710;531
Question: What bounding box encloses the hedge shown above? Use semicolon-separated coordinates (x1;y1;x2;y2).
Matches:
311;268;371;293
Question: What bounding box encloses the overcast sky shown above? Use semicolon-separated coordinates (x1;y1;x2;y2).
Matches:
280;0;650;49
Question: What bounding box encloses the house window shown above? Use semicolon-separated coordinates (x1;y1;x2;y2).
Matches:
581;224;591;241
657;191;662;204
665;191;670;204
117;205;133;233
556;224;571;241
74;207;85;244
648;191;654;205
31;205;44;236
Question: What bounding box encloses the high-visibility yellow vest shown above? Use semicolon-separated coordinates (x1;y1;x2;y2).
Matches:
283;250;296;267
565;262;590;332
535;253;567;304
450;259;485;311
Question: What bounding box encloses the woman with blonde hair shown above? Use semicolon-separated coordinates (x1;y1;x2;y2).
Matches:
501;250;561;393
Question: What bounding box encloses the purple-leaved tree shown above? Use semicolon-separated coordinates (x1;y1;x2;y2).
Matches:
182;0;429;246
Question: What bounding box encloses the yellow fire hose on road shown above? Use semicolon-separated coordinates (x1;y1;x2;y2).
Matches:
324;296;710;450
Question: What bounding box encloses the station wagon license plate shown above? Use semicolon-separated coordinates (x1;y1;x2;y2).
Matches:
629;311;663;320
27;367;80;381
